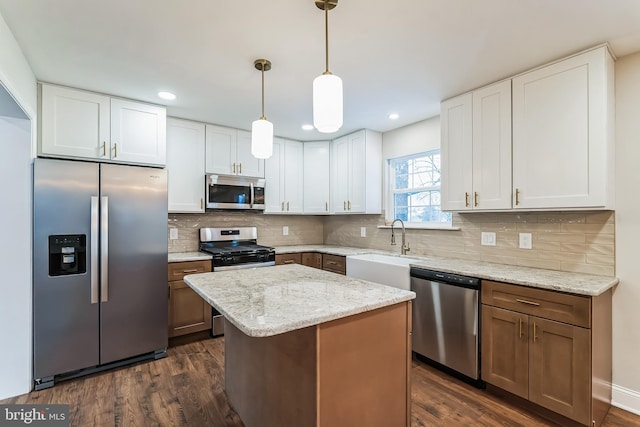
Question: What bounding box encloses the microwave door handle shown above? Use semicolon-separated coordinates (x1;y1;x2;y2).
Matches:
250;182;254;208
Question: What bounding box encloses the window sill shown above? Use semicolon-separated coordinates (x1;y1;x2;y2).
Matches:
377;224;460;231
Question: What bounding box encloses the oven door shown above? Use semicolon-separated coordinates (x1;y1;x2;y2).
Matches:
206;174;265;210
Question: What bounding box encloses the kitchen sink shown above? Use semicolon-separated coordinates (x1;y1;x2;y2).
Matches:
345;253;416;291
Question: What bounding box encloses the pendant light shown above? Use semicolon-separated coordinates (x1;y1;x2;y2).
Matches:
313;0;343;133
251;59;274;159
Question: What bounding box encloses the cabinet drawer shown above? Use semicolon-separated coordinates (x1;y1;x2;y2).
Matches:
323;254;346;275
168;260;211;281
301;252;323;269
481;280;591;328
276;253;302;265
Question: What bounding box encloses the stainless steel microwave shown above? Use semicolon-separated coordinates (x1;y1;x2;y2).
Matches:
205;174;265;210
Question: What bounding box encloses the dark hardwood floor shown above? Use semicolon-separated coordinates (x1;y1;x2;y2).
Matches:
2;336;639;426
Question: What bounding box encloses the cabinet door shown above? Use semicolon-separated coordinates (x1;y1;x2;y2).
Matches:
529;317;591;425
472;81;512;210
110;98;166;166
512;48;609;209
236;130;265;178
481;305;529;399
283;140;304;213
441;93;473;211
205;124;236;175
40;84;110;160
347;130;366;213
168;280;212;337
331;136;350;213
304;141;331;213
301;252;323;269
167;118;206;212
264;139;284;213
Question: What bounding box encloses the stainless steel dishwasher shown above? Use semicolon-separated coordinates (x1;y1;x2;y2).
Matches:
410;267;482;386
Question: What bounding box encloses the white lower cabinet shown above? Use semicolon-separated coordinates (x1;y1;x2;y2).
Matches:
39;83;166;166
303;141;331;214
265;138;303;213
166;118;206;213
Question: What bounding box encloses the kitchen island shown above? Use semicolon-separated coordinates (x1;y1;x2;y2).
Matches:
184;264;415;427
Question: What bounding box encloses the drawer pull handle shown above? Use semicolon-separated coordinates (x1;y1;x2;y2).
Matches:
283;260;296;264
533;321;538;342
326;261;337;265
519;318;523;338
516;298;540;306
182;269;200;273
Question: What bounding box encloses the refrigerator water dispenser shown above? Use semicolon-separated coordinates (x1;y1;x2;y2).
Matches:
48;234;86;276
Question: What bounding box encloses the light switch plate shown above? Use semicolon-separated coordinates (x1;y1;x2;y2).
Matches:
360;227;366;237
283;226;289;236
519;233;532;249
169;228;178;240
481;232;496;246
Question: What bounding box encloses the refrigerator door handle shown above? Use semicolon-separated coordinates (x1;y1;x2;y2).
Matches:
101;196;109;302
90;196;99;304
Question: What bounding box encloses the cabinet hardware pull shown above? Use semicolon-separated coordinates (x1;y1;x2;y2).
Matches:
516;298;540;306
519;318;523;338
281;202;285;211
200;198;204;209
327;261;337;265
113;143;118;158
102;143;106;157
283;260;296;264
168;285;171;300
465;192;469;207
474;192;479;207
233;163;236;174
533;321;538;342
348;200;351;211
515;188;520;205
182;269;199;273
343;201;347;211
239;163;242;174
287;201;290;211
325;202;328;212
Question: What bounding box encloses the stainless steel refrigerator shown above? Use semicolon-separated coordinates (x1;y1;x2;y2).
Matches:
33;158;168;390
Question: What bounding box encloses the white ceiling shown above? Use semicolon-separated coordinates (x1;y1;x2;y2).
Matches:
1;0;640;141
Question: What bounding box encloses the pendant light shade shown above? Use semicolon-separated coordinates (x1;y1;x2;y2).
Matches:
251;59;273;159
313;0;342;134
313;73;343;133
251;118;273;158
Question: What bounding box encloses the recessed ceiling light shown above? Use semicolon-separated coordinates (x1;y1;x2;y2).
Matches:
158;91;176;100
389;113;399;120
302;124;314;131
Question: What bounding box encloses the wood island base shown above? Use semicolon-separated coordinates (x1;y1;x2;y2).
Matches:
224;302;412;427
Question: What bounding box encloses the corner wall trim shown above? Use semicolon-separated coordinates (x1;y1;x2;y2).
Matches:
612;383;640;416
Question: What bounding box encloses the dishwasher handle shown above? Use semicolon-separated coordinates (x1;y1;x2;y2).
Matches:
410;267;480;289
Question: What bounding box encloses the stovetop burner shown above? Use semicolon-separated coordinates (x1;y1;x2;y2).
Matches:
199;226;276;270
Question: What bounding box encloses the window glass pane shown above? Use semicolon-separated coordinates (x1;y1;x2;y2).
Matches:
394;159;409;190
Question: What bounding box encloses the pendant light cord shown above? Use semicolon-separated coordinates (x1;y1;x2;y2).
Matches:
261;62;266;120
324;0;330;74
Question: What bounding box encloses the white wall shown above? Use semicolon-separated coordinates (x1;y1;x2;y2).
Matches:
382;116;440;160
0;10;36;400
613;51;640;414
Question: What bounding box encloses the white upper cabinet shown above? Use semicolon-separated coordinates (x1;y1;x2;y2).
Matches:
205;125;264;178
39;83;166;166
330;129;382;214
303;141;331;214
440;93;473;211
441;81;512;212
166;118;206;213
512;46;614;209
265;138;303;214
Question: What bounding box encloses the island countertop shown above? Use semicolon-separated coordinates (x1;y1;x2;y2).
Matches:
183;264;415;338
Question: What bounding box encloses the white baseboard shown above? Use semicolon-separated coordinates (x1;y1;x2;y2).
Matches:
612;383;640;416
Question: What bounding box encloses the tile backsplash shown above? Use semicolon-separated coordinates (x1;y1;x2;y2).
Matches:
169;210;615;276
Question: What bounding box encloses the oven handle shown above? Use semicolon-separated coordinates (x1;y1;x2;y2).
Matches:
214;261;275;272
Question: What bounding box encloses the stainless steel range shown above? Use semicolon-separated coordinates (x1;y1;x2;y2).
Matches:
199;226;275;335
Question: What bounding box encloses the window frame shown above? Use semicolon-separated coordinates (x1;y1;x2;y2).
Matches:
385;150;452;227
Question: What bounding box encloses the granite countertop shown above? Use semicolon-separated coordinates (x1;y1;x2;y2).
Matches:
275;245;618;296
183;264;415;337
168;252;212;263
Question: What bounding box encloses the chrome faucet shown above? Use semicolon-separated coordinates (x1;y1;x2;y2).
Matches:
390;219;410;255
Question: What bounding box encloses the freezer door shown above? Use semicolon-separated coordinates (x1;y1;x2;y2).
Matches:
33;158;100;379
99;164;168;364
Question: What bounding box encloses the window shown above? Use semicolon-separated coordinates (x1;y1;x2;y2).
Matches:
388;151;451;225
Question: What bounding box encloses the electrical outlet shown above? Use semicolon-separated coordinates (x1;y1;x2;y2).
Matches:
282;226;289;236
169;228;178;240
360;227;366;237
481;232;496;246
519;233;532;249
